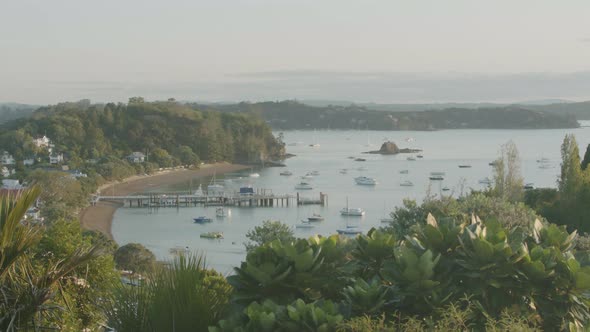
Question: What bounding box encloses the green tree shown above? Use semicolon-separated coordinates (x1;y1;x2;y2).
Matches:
114;243;156;274
0;188;100;331
581;143;590;171
559;134;584;199
492;140;524;202
176;145;200;166
151;147;174;167
244;220;295;251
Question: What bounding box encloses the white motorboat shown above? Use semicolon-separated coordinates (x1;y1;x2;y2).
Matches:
280;170;293;176
295;182;313;190
355;176;378;185
249;173;260;178
400;180;414;187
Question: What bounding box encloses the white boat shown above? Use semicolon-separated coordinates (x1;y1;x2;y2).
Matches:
296;221;315;229
355;176;378;185
207;171;224;195
400;180;414;187
307;213;324;222
249;173;260;178
280;170;293;176
216;207;229;217
337;226;363;235
309;129;320;147
295;182;313;190
479;177;492;185
310;170;320;176
407;156;416;161
399;169;409;174
309;143;320;148
405;137;415;142
341;207;365;216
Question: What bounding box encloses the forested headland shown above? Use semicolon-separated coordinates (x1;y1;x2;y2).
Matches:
194;100;580;130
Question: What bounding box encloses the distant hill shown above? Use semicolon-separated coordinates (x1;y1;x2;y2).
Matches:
193;101;579;130
0;103;39;123
526;101;590;120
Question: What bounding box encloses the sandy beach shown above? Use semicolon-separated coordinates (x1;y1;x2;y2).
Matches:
79;163;249;240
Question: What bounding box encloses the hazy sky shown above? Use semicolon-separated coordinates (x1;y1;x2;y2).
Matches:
2;0;590;104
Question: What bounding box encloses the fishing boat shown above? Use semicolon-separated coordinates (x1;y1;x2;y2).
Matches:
295;182;313;190
479;177;492;185
458;165;472;168
307;213;324;222
207;172;224;195
400;180;414;186
355;176;378;185
399;169;409;174
193;216;213;224
200;232;223;239
407;156;416;161
280;170;293;176
429;176;444;181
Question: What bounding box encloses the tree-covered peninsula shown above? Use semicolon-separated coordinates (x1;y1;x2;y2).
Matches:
0;98;285;179
195;100;580;130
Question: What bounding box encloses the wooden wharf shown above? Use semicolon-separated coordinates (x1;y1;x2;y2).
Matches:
93;190;327;208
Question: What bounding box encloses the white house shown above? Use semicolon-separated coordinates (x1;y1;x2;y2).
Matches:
126;152;146;163
68;170;88;178
33;135;50;148
49;153;64;164
1;151;15;165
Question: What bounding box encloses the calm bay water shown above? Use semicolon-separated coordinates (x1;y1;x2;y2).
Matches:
112;123;590;273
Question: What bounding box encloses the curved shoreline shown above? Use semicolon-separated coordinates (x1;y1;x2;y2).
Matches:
79;163;249;240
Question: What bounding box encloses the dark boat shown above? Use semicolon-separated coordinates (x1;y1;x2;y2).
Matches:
458;165;472;168
193;216;213;224
429;176;444;181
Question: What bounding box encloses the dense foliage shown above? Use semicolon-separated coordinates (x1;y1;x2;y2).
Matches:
0;99;285;180
195;101;579;130
114;242;156;275
525;137;590;233
0;188;115;331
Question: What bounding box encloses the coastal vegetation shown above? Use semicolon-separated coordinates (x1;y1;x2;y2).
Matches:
2;99;590;330
194;100;579;130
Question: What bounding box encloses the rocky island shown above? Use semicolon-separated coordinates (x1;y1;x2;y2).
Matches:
364;141;422;155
